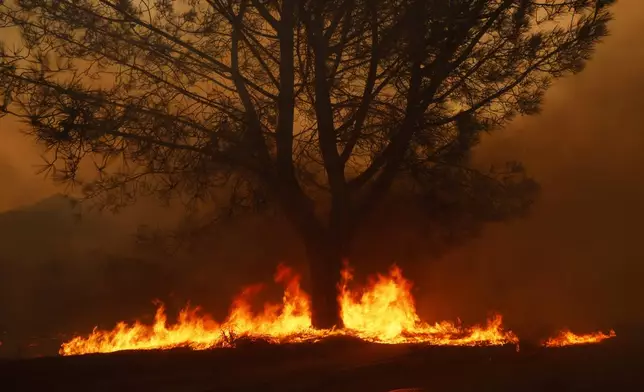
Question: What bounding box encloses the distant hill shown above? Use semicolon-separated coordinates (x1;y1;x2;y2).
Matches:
0;195;174;358
0;194;129;263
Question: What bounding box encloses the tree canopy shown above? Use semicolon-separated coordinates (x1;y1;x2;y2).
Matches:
0;0;614;327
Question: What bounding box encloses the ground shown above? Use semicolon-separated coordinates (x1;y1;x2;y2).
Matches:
1;331;642;392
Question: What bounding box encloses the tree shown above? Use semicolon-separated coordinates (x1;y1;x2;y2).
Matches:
0;0;614;328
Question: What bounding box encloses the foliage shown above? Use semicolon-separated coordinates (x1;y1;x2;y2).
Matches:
0;0;613;242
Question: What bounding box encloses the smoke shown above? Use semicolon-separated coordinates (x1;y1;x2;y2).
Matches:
0;118;58;212
412;0;644;335
1;0;642;357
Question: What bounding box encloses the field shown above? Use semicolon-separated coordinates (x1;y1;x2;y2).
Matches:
1;328;642;392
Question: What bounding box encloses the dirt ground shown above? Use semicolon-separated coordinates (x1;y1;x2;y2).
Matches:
1;332;642;392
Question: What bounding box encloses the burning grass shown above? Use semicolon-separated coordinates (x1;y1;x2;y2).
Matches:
543;329;617;347
59;262;615;356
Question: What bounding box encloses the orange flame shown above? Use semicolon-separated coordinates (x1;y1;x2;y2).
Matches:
60;264;328;356
542;329;616;347
59;263;614;356
339;263;517;346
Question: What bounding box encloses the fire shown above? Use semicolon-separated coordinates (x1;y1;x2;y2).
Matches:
339;263;517;346
543;329;616;347
60;264;328;356
59;263;614;356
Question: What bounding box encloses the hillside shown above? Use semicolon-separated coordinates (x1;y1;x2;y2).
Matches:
0;195;149;358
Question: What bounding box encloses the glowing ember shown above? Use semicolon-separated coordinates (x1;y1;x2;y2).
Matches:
59;263;615;356
543;329;616;347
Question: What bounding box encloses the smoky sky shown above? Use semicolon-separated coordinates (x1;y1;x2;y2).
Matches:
0;0;643;354
415;0;644;332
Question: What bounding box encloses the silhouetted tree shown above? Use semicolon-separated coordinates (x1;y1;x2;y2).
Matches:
0;0;614;328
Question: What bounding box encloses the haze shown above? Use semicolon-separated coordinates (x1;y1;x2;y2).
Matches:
0;0;642;356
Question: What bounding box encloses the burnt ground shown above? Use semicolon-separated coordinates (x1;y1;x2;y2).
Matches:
1;329;643;392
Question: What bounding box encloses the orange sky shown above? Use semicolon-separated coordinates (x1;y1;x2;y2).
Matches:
0;2;640;210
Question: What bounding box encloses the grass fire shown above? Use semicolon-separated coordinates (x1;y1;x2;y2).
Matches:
0;0;635;389
59;263;614;356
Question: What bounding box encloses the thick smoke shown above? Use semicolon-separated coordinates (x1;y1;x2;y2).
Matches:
413;1;644;336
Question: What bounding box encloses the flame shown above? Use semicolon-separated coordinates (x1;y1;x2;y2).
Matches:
542;329;616;347
60;264;328;356
59;263;614;356
339;263;517;346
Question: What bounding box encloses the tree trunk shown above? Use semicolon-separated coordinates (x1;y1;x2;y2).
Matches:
274;184;349;330
304;234;345;330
